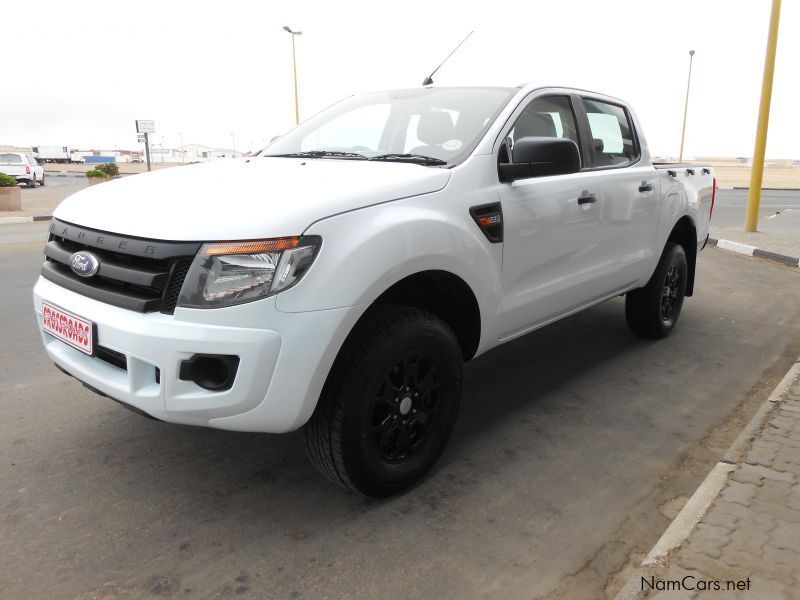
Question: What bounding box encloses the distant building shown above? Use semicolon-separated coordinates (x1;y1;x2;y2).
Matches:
130;144;239;163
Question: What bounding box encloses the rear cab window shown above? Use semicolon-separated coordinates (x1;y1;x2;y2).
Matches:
581;98;639;168
0;153;23;164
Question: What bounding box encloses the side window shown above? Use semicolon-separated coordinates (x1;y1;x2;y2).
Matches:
583;99;638;167
507;95;580;155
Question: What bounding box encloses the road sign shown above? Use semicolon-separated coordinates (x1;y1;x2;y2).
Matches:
137;134;147;142
136;120;155;134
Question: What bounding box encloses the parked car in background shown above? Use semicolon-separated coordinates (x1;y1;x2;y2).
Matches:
33;84;714;497
0;152;44;187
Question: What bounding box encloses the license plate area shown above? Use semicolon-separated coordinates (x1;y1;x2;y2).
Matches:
41;301;95;356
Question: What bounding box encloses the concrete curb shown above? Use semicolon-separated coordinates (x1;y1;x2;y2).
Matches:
708;237;800;268
732;186;800;191
0;215;52;225
613;357;800;600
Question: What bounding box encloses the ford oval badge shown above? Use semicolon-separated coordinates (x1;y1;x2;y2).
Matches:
69;251;100;278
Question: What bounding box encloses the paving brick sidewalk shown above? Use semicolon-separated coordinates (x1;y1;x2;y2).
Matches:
645;379;800;599
711;226;800;264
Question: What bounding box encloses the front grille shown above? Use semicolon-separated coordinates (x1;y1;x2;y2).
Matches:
162;259;192;314
42;218;202;314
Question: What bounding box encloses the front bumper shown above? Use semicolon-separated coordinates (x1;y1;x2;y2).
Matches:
33;276;366;433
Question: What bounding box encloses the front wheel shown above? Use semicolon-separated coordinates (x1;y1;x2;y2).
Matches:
39;173;45;186
304;305;462;498
625;242;688;338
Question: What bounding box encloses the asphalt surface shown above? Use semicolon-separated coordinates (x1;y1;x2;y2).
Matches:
713;188;800;229
2;226;800;599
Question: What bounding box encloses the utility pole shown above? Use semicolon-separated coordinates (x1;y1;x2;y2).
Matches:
678;50;695;163
144;133;151;172
283;26;302;125
745;0;782;232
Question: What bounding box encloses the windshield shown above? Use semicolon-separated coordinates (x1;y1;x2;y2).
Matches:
262;87;516;166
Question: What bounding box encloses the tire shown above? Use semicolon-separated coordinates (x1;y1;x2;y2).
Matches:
39;173;45;186
304;305;462;498
27;177;36;188
625;242;688;338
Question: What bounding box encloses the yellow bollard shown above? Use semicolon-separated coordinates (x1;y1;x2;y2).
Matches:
745;0;782;232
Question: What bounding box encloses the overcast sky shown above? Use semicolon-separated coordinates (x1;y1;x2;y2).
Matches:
2;0;797;159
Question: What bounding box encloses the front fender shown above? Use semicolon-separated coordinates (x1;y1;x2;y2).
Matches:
275;195;503;352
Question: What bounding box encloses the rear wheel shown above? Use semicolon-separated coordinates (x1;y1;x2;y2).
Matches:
27;177;36;188
625;242;688;338
304;305;462;498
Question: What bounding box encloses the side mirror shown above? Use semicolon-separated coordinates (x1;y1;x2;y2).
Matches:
499;136;581;183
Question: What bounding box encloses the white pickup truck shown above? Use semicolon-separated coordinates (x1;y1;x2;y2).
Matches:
0;152;45;187
33;85;715;497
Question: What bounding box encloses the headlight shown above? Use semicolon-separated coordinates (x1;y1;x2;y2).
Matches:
177;236;321;308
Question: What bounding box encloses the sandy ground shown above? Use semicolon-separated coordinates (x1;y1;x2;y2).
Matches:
708;165;800;189
43;162;180;175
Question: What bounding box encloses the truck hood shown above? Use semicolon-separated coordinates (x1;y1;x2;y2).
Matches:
53;158;452;240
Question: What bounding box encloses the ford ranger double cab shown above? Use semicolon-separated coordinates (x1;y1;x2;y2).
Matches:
33;85;715;497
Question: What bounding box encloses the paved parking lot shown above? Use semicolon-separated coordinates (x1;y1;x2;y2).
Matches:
2;227;800;599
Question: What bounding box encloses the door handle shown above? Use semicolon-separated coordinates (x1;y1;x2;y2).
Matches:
578;193;597;205
638;182;654;192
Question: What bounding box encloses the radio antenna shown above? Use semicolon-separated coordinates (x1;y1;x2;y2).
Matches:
422;31;474;86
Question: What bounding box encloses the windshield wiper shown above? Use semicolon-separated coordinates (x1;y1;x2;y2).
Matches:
265;150;367;160
368;153;447;166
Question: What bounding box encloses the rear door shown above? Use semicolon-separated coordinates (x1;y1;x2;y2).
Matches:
574;96;660;288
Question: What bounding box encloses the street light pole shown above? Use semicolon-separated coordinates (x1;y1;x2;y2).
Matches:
745;0;782;232
230;133;236;158
283;25;303;125
678;50;695;163
179;132;184;164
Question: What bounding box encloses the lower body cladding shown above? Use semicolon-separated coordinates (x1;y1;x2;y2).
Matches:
32;276;367;433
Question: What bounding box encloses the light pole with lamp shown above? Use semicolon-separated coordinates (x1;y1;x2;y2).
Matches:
678;50;695;163
283;25;302;125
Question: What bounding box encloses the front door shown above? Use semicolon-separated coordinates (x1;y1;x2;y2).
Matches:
498;94;610;338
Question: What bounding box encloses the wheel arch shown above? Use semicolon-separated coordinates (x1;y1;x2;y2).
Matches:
371;270;481;361
667;215;698;296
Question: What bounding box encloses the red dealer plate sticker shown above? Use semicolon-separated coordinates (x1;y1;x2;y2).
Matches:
41;301;94;355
